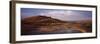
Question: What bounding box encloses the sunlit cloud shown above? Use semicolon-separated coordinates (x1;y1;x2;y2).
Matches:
40;11;91;21
21;8;92;21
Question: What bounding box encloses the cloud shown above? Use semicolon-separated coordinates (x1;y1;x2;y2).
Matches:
39;11;91;21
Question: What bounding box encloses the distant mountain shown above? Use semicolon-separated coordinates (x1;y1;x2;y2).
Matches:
21;16;68;26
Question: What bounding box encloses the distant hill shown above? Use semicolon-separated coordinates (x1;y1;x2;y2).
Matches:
22;16;67;23
21;16;67;26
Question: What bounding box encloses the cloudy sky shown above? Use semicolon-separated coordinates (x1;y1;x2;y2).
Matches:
21;8;92;21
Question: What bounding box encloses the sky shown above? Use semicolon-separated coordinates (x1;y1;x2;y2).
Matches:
21;8;92;21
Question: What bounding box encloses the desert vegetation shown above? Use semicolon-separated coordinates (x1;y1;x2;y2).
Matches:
21;16;92;35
